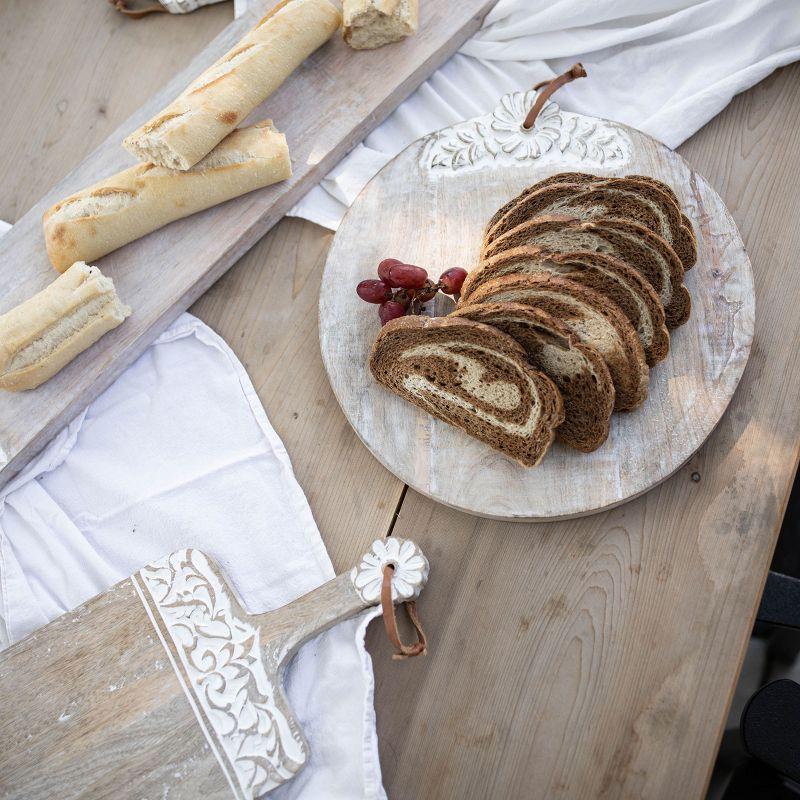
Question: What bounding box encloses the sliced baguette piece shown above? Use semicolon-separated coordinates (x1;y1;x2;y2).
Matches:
461;246;669;366
123;0;341;170
369;315;564;467
485;179;697;270
451;302;614;452
519;172;697;269
343;0;419;50
461;273;649;411
44;120;291;272
482;214;690;329
0;262;130;391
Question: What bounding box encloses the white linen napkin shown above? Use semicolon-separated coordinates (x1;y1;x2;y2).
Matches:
272;0;800;230
0;314;385;800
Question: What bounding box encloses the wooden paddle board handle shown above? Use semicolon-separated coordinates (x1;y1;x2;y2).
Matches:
259;537;430;668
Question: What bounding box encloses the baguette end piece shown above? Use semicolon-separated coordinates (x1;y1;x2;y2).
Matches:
0;262;130;392
343;0;418;50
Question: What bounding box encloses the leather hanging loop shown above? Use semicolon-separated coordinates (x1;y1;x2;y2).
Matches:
109;0;169;18
522;62;587;131
381;564;428;660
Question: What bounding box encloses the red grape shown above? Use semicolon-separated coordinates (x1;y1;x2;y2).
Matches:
379;300;406;325
438;267;468;295
357;279;392;304
388;263;428;290
378;258;403;286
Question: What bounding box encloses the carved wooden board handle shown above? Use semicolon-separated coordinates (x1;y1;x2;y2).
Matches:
132;537;429;797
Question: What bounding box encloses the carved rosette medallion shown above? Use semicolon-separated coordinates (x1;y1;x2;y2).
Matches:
351;537;430;603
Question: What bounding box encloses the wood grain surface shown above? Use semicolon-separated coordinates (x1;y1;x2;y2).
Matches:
0;0;498;488
3;4;800;799
319;104;754;520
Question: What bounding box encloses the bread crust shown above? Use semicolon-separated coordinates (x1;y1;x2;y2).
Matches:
451;302;615;452
0;262;130;391
44;121;291;271
461;272;649;412
123;0;341;169
481;214;690;329
369;315;564;467
462;245;670;366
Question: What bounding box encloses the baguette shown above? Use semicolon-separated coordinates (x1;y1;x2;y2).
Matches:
0;262;130;391
44;121;291;272
343;0;419;50
123;0;341;170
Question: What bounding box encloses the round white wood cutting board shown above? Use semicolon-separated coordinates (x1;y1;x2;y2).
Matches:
319;90;754;521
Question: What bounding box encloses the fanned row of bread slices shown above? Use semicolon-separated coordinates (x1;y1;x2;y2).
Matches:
370;171;697;467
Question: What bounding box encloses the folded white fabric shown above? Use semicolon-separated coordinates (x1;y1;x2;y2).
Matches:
0;314;385;800
270;0;800;230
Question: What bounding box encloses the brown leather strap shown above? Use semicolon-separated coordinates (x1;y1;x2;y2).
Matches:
522;63;587;130
381;564;427;660
109;0;168;18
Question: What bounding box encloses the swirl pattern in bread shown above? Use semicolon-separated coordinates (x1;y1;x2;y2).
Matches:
481;215;690;329
369;316;564;467
461;245;669;366
461;273;648;412
450;303;615;453
485;176;696;271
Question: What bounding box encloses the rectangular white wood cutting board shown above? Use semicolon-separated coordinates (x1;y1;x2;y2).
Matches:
0;0;498;488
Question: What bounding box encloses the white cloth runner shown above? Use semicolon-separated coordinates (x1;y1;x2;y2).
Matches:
277;0;800;230
0;315;384;800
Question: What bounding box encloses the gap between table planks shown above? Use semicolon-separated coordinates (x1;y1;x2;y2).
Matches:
5;5;800;799
0;0;498;489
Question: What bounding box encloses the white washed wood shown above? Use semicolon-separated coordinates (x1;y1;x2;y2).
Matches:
0;0;499;489
319;91;755;521
0;538;428;799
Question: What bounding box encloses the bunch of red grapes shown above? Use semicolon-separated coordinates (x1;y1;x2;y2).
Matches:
356;259;468;325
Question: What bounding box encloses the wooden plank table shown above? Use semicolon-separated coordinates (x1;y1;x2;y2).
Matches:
2;3;800;798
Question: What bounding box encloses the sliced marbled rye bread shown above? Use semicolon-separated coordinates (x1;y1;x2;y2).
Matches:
488;172;697;270
481;215;690;329
460;273;648;412
540;171;696;263
451;302;615;452
460;246;669;366
369;315;565;467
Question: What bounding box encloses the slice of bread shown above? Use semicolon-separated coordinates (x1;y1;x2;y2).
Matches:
460;246;669;366
486;173;697;269
369;315;564;467
482;215;690;329
460;273;649;411
536;172;692;234
451;302;614;452
517;172;697;269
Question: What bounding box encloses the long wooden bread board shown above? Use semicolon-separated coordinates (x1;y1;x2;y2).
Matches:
0;0;498;489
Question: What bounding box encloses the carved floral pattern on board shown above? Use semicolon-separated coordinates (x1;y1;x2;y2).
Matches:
421;90;632;172
139;549;306;799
